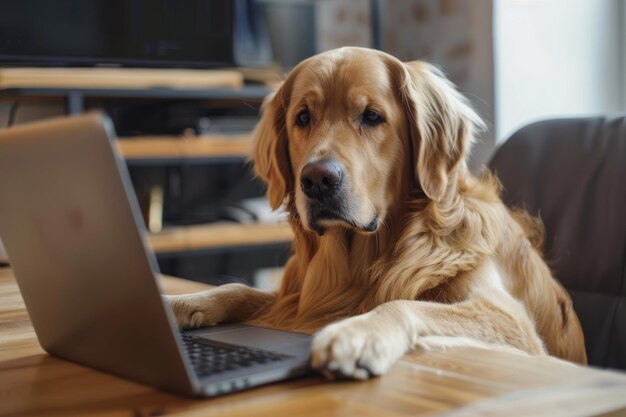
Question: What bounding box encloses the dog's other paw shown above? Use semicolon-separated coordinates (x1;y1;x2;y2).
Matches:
164;291;224;329
310;314;408;380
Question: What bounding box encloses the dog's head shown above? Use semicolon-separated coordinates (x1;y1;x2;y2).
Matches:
252;47;483;235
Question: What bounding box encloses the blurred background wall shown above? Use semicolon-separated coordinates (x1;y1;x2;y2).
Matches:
494;0;625;143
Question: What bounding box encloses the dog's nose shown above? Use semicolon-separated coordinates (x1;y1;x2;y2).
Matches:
300;160;344;200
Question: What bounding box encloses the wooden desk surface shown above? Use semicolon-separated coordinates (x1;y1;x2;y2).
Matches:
1;267;625;417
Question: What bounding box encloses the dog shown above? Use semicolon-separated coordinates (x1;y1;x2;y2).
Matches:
167;47;587;379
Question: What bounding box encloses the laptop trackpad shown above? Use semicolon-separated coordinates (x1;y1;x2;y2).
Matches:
197;326;311;355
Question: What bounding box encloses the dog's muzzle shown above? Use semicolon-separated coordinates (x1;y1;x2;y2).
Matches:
300;159;378;235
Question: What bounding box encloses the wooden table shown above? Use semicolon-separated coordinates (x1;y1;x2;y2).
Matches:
1;267;626;417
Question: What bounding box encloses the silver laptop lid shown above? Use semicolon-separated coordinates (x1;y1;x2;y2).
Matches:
0;113;197;395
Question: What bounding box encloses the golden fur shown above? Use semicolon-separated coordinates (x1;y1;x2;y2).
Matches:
168;47;587;378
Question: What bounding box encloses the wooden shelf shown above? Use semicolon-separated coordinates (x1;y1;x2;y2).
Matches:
0;67;243;90
0;84;270;115
117;134;253;162
148;222;293;254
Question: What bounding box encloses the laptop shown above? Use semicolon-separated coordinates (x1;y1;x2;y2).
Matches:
0;112;311;397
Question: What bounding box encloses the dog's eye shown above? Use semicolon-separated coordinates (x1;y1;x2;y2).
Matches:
296;109;311;127
362;109;384;126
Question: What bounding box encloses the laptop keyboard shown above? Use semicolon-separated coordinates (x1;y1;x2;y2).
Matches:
180;332;294;378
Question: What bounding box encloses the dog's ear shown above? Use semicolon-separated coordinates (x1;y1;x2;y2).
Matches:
251;85;294;210
400;61;484;202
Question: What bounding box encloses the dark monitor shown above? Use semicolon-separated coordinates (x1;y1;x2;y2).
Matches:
0;0;236;68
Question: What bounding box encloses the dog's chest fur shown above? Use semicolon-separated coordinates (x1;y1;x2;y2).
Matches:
255;200;488;332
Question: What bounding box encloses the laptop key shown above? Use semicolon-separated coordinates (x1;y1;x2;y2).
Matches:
180;332;294;378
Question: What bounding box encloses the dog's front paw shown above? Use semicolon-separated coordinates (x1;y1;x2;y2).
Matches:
310;315;408;380
164;291;223;329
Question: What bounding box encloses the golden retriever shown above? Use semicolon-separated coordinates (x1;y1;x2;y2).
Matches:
167;47;587;379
